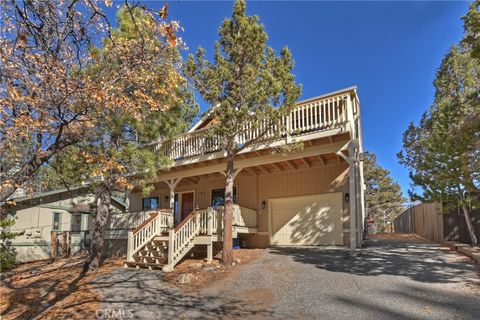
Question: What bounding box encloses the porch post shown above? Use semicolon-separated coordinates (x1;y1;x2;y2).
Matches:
348;141;358;253
126;230;134;262
166;178;182;226
337;139;359;254
206;243;213;262
162;228;175;272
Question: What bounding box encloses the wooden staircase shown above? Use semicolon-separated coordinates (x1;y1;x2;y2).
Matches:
124;205;258;271
124;238;168;270
125;208;221;271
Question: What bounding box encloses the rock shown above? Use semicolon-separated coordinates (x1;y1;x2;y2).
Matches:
41;302;51;309
188;262;203;270
234;258;241;264
204;266;216;272
177;273;193;284
231;262;237;266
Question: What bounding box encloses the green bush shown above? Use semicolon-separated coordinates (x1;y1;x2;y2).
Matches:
0;217;24;271
0;247;16;271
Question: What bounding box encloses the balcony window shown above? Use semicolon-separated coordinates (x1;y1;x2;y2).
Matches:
142;197;159;210
211;187;237;207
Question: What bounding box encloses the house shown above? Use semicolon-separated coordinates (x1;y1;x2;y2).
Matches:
2;187;126;262
125;86;366;271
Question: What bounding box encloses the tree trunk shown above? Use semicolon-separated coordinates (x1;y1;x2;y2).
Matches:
461;203;478;244
222;148;234;267
84;182;112;271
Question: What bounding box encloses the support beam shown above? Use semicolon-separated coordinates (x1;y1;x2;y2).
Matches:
165;178;182;212
301;158;311;168
243;167;257;175
256;165;270;174
337;139;359;254
317;155;325;166
155;141;345;182
286;160;297;170
220;167;243;179
271;162;284;172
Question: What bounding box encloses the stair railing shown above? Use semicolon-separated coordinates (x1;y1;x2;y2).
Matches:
126;210;172;262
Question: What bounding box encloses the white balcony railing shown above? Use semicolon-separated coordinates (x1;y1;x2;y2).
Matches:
152;92;351;161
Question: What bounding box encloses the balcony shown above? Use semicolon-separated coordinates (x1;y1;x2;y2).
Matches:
151;88;358;163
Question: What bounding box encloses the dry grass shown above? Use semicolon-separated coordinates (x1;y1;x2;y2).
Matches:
0;254;123;320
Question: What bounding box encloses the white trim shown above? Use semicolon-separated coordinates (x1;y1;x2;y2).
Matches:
175;190;196;217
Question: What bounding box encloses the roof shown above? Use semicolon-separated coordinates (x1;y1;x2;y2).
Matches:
8;186;87;203
5;186;126;212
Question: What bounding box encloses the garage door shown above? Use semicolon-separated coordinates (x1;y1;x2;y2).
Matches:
269;193;343;245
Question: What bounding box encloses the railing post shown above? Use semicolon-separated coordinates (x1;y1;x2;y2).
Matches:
127;230;134;262
285;113;292;143
207;207;213;235
163;228;175;272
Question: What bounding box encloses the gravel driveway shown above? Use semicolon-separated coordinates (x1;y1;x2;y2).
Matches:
95;237;480;319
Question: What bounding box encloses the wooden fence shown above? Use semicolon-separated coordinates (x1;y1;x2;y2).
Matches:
394;202;480;244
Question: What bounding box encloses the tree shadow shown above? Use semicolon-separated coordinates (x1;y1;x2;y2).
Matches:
271;197;343;245
0;256;88;319
331;284;480;319
268;238;480;284
83;268;273;319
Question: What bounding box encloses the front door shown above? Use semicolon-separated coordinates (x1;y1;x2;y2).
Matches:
181;192;194;221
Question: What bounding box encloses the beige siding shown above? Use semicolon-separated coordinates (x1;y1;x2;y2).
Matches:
254;162;349;247
7;194;100;262
8;206;87;262
129;174;258;212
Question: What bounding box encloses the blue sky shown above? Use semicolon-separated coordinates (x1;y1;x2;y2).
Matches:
109;1;469;197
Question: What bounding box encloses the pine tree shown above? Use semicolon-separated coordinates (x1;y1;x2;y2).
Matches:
0;218;24;270
185;0;301;266
398;44;480;244
363;152;404;232
463;0;480;59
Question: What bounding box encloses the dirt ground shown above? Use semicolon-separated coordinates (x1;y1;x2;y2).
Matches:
0;249;264;319
368;233;424;239
164;248;264;290
0;255;124;320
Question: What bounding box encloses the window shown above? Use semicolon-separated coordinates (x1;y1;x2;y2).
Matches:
52;212;62;231
71;214;82;232
211;187;237;207
142;197;159;210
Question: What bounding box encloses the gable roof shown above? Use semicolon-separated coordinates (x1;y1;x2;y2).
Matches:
4;186;126;213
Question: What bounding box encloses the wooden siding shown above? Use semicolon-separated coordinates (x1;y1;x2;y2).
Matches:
130;162;350;248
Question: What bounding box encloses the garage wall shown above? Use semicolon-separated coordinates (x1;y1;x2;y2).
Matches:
252;162;349;247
